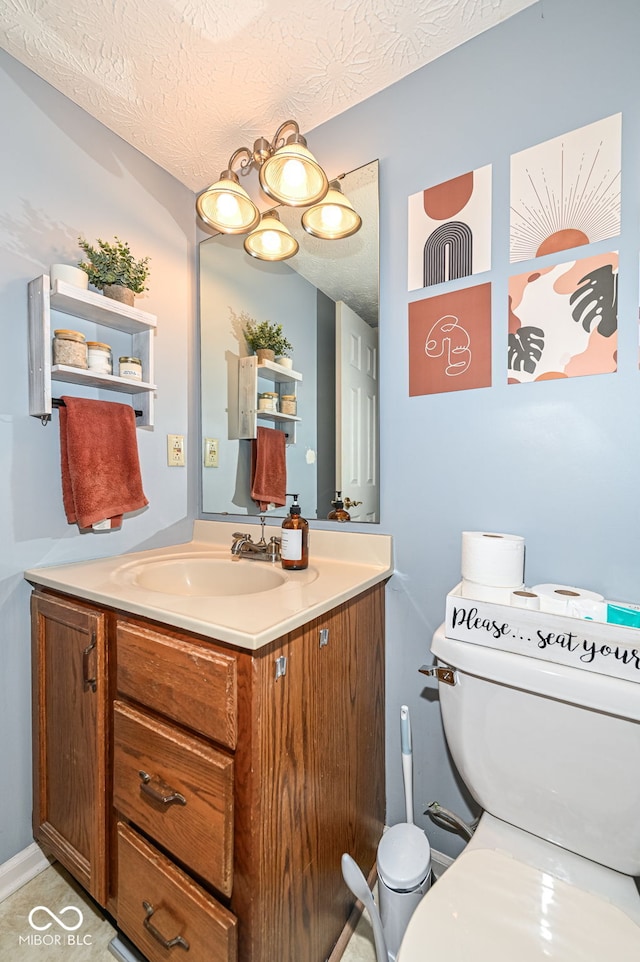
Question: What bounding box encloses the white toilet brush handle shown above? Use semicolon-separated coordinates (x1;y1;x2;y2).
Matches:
400;706;414;825
401;752;414;825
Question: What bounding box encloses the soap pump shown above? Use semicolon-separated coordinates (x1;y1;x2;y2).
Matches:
327;491;351;522
281;494;309;570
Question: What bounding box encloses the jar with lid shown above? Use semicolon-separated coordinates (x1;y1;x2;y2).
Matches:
258;392;279;413
119;356;143;381
86;341;112;375
53;329;87;369
280;394;297;416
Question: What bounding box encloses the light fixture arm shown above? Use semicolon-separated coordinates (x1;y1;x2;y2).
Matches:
269;119;300;152
224;146;254;178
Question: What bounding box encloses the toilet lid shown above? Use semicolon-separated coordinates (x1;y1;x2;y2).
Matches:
397;848;640;962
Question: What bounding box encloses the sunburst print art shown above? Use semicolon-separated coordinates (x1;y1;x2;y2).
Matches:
510;113;621;264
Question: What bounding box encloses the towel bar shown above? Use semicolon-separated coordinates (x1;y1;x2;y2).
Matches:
38;398;144;425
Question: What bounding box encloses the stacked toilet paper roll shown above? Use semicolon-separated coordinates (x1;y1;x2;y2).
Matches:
530;584;604;616
510;589;541;610
460;531;525;603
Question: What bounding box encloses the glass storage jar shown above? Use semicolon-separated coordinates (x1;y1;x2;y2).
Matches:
280;394;297;416
86;341;112;375
119;356;143;381
258;392;279;413
53;329;87;369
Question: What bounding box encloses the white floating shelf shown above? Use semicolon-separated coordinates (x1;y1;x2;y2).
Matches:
51;365;156;395
50;279;156;334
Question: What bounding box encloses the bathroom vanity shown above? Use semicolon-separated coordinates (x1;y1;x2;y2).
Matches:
26;522;392;962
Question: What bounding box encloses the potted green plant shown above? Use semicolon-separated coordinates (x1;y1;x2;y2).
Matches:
78;236;150;306
243;317;293;364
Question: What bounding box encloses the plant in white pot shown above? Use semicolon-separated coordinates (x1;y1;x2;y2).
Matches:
78;236;150;306
243;317;293;365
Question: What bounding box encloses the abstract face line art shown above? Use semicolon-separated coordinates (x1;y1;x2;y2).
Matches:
425;314;472;376
409;283;491;396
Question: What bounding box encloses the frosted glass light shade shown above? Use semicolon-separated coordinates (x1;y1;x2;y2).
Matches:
302;186;362;240
243;211;299;261
196;175;260;234
259;139;329;207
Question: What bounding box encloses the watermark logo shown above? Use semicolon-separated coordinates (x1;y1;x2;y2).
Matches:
28;905;84;931
18;903;93;948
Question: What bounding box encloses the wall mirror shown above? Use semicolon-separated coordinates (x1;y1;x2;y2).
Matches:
200;159;379;522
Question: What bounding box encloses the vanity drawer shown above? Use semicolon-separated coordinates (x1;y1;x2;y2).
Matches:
114;700;234;896
117;821;237;962
116;620;237;749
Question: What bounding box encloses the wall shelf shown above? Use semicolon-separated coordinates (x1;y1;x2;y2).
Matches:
28;275;156;427
238;356;302;444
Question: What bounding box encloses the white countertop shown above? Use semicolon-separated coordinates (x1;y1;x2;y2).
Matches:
24;521;393;650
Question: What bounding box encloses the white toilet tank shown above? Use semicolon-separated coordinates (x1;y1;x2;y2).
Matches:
431;625;640;876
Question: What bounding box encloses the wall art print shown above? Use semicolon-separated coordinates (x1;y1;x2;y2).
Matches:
510;113;621;264
409;283;492;396
508;252;618;384
408;165;491;292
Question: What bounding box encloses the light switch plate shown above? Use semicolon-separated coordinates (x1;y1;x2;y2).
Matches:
167;434;185;466
204;437;219;468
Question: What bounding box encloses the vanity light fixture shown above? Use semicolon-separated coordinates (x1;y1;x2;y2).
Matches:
243;210;299;261
196;120;362;260
301;180;363;240
196;120;328;234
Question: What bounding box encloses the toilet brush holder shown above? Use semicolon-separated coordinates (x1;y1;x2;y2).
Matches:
376;823;432;961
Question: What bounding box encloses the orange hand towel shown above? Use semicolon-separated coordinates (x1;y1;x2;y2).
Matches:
59;397;148;530
250;426;287;511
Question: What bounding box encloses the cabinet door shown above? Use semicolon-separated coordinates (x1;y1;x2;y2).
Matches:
31;590;109;905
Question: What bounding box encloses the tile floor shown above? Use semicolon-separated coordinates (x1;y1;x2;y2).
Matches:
0;862;376;962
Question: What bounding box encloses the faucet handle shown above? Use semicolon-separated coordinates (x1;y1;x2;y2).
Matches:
232;532;252;540
267;536;281;562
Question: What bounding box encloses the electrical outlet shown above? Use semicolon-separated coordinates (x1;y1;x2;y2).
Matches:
204;437;219;468
167;434;185;467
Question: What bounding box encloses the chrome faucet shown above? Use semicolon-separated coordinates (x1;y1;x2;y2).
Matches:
231;517;281;562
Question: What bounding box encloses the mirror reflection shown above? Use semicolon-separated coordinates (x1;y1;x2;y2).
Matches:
200;160;379;522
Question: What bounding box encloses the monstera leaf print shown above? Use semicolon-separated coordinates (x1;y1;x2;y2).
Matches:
569;265;618;338
508;326;544;374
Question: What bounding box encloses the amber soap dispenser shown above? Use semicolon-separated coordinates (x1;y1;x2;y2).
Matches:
281;494;309;570
327;491;351;522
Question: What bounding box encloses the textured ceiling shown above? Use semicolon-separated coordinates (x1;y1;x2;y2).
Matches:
1;0;536;192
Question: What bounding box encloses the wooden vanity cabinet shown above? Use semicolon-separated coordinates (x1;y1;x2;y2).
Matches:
31;590;109;905
30;581;385;962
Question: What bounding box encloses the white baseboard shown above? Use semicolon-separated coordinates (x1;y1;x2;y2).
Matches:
0;843;53;903
431;848;455;879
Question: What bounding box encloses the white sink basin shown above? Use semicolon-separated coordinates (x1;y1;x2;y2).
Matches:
118;556;286;596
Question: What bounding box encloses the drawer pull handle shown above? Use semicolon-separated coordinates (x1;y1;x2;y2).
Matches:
142;900;190;951
138;771;186;807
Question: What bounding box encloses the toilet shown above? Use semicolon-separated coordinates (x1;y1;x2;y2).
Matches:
398;624;640;961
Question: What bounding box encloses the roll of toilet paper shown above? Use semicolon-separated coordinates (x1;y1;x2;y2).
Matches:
510;589;541;610
461;579;521;604
530;584;604;616
461;531;525;588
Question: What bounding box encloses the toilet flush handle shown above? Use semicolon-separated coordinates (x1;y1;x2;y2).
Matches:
419;664;457;685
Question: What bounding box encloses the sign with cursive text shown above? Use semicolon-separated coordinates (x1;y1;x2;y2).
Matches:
445;584;640;683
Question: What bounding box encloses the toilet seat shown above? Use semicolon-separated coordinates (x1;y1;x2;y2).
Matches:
397;847;640;961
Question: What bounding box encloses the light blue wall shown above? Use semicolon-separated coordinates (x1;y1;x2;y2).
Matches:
302;0;640;856
0;52;197;864
3;0;640;872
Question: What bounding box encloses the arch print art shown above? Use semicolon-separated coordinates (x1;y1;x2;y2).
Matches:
408;165;492;292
